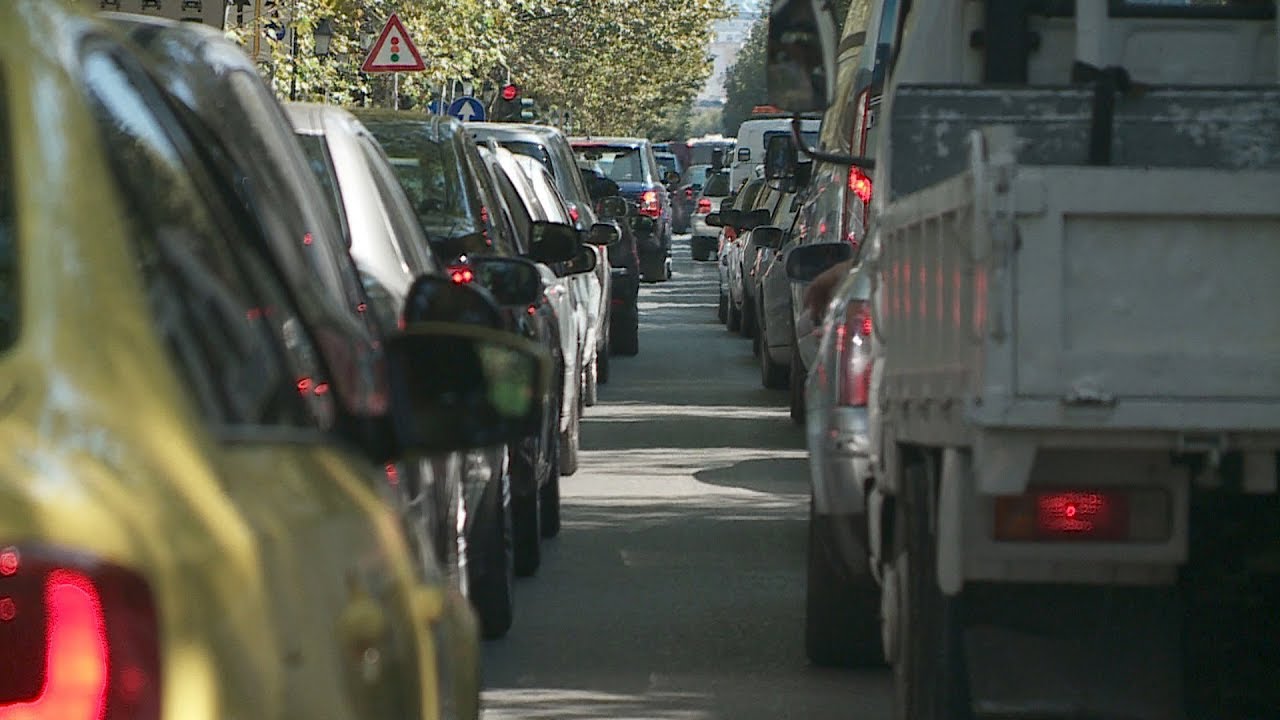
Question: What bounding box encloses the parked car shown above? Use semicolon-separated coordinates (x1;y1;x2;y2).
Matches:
731;183;787;338
579;170;642;357
467;123;615;393
655;149;682;181
2;6;547;720
570;137;676;282
715;178;767;322
689;169;734;261
672;163;714;234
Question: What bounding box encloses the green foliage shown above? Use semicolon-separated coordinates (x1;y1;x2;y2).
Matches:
232;0;730;136
720;16;766;138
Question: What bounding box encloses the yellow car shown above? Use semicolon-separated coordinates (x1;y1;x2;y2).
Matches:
0;3;548;720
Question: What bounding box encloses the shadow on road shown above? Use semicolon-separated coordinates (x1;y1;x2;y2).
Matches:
693;456;811;497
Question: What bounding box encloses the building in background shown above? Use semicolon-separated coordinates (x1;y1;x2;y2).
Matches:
695;3;760;109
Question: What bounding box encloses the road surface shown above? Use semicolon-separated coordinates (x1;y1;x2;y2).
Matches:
480;236;893;720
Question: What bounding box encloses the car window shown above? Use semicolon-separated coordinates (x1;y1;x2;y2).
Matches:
574;146;644;183
737;179;766;210
364;122;483;248
81;46;331;430
487;158;534;246
458;142;519;255
547;137;592;204
296;132;352;247
0;69;16;352
357;134;439;276
499;140;552;171
703;172;732;197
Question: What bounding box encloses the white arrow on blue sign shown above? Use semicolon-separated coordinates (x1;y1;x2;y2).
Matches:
447;96;486;122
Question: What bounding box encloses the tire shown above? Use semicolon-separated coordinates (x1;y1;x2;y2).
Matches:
584;360;598;407
805;501;883;666
511;486;541;577
893;458;971;720
468;473;514;640
540;451;561;539
726;299;742;332
613;312;639;356
718;292;728;323
789;344;806;425
559;400;580;476
597;343;610;384
664;258;673;280
761;341;789;389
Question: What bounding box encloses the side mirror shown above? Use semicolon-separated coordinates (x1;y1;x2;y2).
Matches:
705;213;724;228
753;225;785;251
466;256;542;307
387;323;550;454
737;147;751;163
720;208;743;228
663;170;681;186
765;134;797;182
558;245;598;276
402;275;503;329
785;242;854;283
766;0;839;113
527;221;579;264
739;208;772;231
719;197;735;212
587;222;620;246
598;195;629;219
434;231;489;262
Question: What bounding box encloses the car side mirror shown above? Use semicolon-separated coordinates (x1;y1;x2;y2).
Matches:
587;222;620;246
402;274;504;329
719;197;735;212
766;0;839;113
754;225;785;251
558;245;598;276
720;208;742;228
527;221;579;264
465;256;543;307
386;323;550;454
765;134;798;182
785;242;854;283
739;208;772;231
706;213;724;228
598;195;629;220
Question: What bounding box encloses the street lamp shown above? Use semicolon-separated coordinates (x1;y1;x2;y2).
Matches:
313;18;334;57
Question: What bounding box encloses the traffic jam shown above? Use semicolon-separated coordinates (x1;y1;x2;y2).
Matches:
2;1;1277;720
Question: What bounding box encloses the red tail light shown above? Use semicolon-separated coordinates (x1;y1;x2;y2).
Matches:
835;301;872;407
448;266;475;285
696;198;712;214
684;188;693;199
848;167;873;205
639;190;660;218
994;489;1171;542
0;545;160;720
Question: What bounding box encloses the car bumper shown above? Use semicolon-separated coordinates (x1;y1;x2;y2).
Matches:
807;406;873;516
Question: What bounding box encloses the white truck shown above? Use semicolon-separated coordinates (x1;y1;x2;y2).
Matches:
770;0;1280;717
731;116;820;189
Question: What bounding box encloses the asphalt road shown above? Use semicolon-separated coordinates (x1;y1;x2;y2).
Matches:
480;236;893;720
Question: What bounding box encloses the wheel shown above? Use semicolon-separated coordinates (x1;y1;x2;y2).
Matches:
761;341;789;389
739;296;756;338
789;344;806;425
718;292;728;323
893;458;971;720
664;258;672;280
559;400;580;476
468;472;514;640
613;312;639;356
540;447;561;539
806;501;883;666
510;485;541;577
584;360;598;407
726;299;741;332
597;342;610;384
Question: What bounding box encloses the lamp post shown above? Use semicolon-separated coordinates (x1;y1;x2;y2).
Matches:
290;16;336;102
314;18;333;104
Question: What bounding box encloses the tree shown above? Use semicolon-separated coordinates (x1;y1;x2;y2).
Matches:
720;16;766;138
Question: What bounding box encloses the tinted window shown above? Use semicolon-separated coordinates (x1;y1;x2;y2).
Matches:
0;70;16;351
703;172;732;197
81;48;332;429
357;135;438;275
364;122;484;246
574;146;644;183
296;132;351;246
499;140;552;170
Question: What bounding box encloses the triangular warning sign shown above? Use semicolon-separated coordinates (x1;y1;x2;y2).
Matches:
361;13;426;73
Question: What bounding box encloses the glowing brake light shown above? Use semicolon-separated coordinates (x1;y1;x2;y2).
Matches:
638;190;661;218
696;198;712;214
835;301;872;407
449;267;475;284
848;167;873;205
0;546;160;720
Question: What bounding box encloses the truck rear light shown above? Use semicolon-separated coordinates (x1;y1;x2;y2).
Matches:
835;301;872;407
993;489;1171;542
0;545;160;720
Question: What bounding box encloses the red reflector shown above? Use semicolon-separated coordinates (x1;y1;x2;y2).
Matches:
0;570;109;720
569;206;580;223
1037;492;1127;539
303;232;314;246
356;303;368;314
296;377;312;394
313;382;330;396
385;463;399;486
527;305;537;315
0;598;14;621
0;548;17;576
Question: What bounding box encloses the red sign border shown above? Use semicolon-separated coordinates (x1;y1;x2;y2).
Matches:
361;13;426;73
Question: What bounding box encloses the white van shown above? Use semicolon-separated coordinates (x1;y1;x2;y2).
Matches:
730;117;819;189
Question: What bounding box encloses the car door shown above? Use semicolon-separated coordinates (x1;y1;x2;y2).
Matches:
80;44;428;719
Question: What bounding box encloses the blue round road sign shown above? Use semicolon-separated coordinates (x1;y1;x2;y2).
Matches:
448;96;486;122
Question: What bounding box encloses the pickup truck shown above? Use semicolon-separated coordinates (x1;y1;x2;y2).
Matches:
770;0;1280;717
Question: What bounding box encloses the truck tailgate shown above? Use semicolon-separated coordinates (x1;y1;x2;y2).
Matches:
1012;166;1280;403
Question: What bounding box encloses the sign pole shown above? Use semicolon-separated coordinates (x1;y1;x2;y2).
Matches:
392;72;400;110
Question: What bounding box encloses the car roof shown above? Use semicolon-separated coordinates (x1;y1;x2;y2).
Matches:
569;136;649;147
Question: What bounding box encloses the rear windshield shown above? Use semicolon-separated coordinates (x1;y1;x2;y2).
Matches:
574;145;646;183
0;71;16;351
703;172;732;197
688;143;732;167
656;154;679;175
